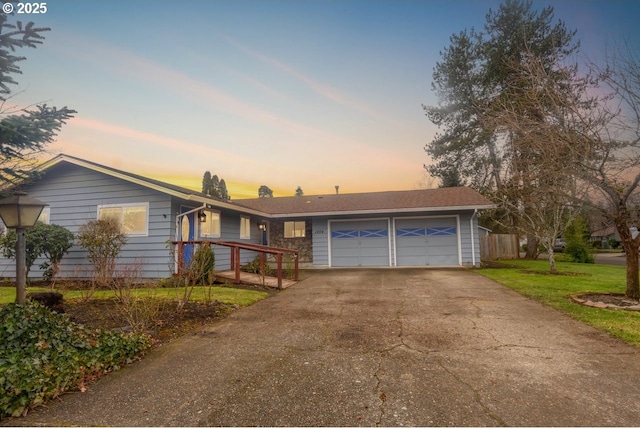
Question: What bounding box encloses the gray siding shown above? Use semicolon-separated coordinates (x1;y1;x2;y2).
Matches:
311;217;329;266
0;163;175;279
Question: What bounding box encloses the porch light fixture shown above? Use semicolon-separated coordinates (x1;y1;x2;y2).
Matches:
198;210;207;223
0;192;48;304
258;221;267;231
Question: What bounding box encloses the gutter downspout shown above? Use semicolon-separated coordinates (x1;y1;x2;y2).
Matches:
470;209;478;267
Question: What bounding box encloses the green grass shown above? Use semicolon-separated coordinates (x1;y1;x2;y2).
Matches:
478;260;640;347
0;285;269;306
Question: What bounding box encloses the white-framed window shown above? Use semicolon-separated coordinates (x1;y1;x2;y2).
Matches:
200;209;221;238
284;221;305;238
97;202;149;236
240;216;251;239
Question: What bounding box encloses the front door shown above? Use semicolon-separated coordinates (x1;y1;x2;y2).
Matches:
180;207;196;267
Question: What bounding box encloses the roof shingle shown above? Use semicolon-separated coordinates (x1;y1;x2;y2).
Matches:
234;187;494;216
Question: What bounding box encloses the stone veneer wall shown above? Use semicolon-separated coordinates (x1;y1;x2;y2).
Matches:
268;220;313;263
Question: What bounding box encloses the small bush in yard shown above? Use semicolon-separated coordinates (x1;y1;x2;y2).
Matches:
0;302;151;419
77;218;127;287
564;216;595;264
0;222;75;281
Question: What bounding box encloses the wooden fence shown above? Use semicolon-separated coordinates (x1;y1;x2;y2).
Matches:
479;234;520;261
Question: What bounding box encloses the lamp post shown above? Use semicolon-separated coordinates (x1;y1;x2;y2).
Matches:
0;191;48;304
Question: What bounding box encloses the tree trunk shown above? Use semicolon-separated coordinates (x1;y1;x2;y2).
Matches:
525;235;539;259
542;238;557;273
615;219;640;300
624;244;640;300
548;249;557;274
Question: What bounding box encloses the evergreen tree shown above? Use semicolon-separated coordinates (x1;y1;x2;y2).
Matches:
423;0;579;259
424;0;578;191
258;185;273;198
0;14;75;190
564;216;594;264
211;175;220;198
219;179;230;200
201;171;213;195
201;171;231;199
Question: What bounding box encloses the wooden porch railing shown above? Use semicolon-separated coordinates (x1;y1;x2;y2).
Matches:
171;240;299;289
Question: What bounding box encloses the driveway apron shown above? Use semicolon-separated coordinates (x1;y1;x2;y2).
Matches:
9;269;640;426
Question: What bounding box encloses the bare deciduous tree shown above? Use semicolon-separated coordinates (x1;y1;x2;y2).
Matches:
576;44;640;299
477;49;591;272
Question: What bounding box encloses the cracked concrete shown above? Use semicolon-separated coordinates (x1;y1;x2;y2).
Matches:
7;268;640;427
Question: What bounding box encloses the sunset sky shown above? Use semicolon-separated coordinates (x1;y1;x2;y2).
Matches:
11;0;640;198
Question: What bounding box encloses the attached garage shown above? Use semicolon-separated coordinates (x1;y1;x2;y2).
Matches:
237;186;495;268
395;217;459;266
330;219;390;267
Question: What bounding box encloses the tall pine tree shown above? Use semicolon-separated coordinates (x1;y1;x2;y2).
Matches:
0;14;75;191
201;171;213;195
219;179;230;200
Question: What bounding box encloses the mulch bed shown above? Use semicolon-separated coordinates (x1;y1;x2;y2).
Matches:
571;293;640;311
62;298;238;343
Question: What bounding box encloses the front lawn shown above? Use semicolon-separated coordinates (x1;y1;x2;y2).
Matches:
0;285;269;306
478;260;640;347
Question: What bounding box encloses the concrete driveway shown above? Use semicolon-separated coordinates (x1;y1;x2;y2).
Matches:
9;269;640;426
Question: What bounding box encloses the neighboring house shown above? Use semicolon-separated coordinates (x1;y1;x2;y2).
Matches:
0;154;494;279
590;225;640;249
591;225;618;249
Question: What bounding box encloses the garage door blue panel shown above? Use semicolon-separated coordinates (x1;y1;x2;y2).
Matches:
397;228;426;237
360;229;388;238
332;229;358;239
396;218;458;266
331;220;389;267
427;227;456;236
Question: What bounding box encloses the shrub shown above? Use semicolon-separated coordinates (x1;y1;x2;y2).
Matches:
241;255;272;276
175;243;215;312
77;218;127;287
0;222;74;280
564;216;594;263
0;302;151;419
112;261;164;333
189;243;215;285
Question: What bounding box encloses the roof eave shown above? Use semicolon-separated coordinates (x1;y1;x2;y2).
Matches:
267;204;496;218
39;155;270;217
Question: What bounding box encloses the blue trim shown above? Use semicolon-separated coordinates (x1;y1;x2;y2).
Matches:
397;228;426;237
427;227;456;236
360;229;388;238
332;229;358;239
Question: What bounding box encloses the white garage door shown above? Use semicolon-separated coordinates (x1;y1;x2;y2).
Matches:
330;220;390;267
395;217;459;266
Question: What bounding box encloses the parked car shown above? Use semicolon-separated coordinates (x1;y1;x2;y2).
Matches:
553;239;566;252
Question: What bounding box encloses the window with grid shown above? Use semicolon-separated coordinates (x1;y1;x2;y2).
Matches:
98;203;148;236
284;221;305;238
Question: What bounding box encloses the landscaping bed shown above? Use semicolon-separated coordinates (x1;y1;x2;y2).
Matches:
63;297;238;341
